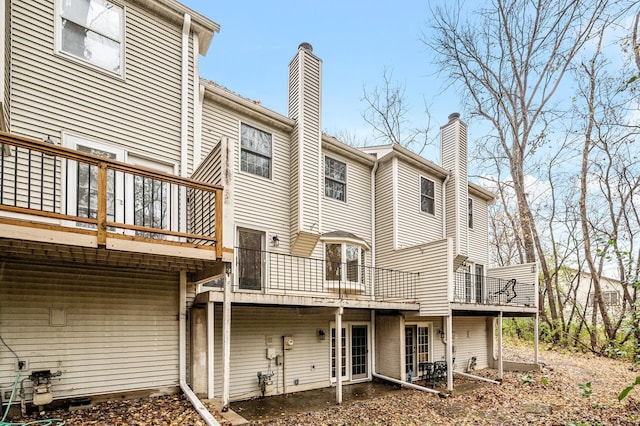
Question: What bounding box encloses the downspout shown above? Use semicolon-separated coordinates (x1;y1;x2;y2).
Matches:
179;272;220;426
370;160;378;300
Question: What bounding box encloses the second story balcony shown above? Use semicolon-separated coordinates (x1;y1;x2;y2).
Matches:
205;248;418;306
0;132;224;269
452;271;536;308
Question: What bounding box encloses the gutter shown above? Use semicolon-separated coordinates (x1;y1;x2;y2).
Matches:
180;272;220;426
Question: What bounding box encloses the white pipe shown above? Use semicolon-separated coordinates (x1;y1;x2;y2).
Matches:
370;161;378;300
372;373;441;395
453;371;500;385
179;272;220;426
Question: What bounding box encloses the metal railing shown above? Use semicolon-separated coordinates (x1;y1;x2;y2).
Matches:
235;247;418;302
0;132;223;258
453;271;536;307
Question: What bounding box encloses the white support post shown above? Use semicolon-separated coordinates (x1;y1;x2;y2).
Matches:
336;307;344;404
207;300;214;400
534;312;539;365
498;312;503;379
222;267;232;411
370;310;376;376
446;315;453;391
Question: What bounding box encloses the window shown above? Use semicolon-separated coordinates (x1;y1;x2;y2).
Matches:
588;291;620;307
468;198;473;228
237;229;264;291
420;177;435;214
325;157;346;201
59;0;124;74
325;243;363;284
475;264;484;303
240;123;272;178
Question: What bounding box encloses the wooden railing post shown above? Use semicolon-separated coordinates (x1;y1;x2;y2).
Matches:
215;188;223;259
97;162;107;246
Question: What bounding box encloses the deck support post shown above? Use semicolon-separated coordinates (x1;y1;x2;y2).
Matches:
446;315;453;391
336;306;344;404
222;265;232;411
498;311;503;380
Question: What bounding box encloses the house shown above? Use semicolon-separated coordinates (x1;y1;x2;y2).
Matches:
0;0;539;423
189;42;540;410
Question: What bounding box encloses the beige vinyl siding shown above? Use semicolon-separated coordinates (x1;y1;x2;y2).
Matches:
396;161;441;248
211;306;370;400
2;0;9;130
0;261;179;400
321;150;371;243
201;97;233;160
466;194;489;266
191;141;221;185
488;263;538;308
299;54;321;233
289;127;300;240
451;317;489;371
375;314;402;379
374;161;395;259
10;0;186;165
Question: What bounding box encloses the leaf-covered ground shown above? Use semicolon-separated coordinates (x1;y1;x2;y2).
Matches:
12;342;640;425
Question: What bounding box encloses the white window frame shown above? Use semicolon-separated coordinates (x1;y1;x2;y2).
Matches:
420;176;435;215
239;122;273;180
468;198;474;228
324;242;365;292
324;155;347;202
55;0;126;77
329;321;371;383
405;321;433;381
235;226;266;292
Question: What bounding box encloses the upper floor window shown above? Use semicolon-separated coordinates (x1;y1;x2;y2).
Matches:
588;290;619;307
325;243;363;284
468;198;473;228
420;177;435;214
240;123;272;179
59;0;124;75
325;157;346;201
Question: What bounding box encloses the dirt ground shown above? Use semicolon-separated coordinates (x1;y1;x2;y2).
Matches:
10;342;640;425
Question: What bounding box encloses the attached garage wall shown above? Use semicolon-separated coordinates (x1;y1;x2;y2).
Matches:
0;261;180;401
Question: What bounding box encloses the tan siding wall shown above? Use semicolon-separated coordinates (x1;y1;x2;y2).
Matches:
321;150;371;243
467;194;489;266
374;161;394;258
451;317;489;371
2;0;9;130
191;141;221;185
211;306;370;400
299;54;320;232
10;0;187;165
0;261;179;400
396;161;442;248
375;314;402;379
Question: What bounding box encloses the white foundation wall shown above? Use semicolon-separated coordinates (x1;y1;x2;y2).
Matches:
210;306;371;401
0;260;180;401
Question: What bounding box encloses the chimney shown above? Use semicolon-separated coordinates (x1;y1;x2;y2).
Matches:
288;43;322;256
440;113;468;268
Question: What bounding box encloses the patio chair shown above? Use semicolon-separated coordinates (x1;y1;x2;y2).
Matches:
432;360;447;387
419;362;434;385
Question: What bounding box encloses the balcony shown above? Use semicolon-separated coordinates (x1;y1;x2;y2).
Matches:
226;248;418;303
452;271;536;308
0;132;223;268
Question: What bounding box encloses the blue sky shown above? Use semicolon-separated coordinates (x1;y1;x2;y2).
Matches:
180;0;462;149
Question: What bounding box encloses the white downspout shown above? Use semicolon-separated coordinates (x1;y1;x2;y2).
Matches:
179;272;220;426
370;161;378;300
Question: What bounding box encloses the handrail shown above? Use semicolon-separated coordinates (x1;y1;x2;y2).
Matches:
452;271;536;307
0;132;223;258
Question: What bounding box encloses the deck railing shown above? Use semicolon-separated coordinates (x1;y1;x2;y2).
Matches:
0;132;223;258
234;247;418;302
452;271;536;307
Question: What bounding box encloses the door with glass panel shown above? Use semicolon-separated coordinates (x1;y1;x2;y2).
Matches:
351;325;368;380
237;229;264;291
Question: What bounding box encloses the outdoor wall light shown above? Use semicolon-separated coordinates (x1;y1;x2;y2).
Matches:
44;135;54;144
272;235;280;247
317;329;326;341
225;262;232;275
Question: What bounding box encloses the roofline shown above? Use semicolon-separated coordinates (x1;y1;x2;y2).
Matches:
322;134;376;166
202;81;296;133
469;182;496;202
364;143;449;180
132;0;220;55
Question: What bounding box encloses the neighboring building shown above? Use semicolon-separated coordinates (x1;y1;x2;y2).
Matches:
0;0;539;422
560;268;628;323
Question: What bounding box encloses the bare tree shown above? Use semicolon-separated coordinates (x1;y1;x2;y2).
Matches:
424;0;625;334
361;69;436;155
